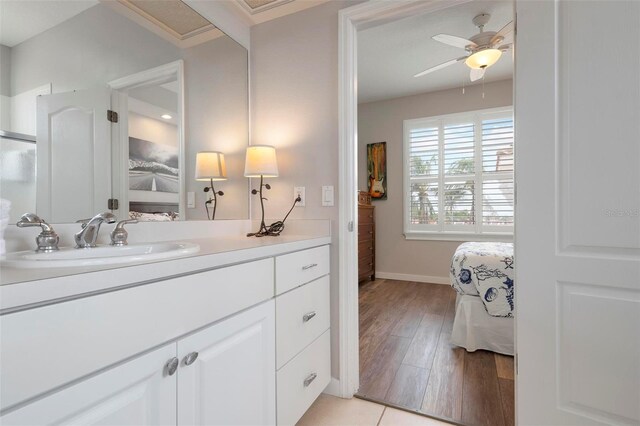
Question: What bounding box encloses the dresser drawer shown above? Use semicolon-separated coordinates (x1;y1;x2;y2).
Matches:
276;275;330;369
358;207;374;224
359;255;374;273
358;223;374;239
275;245;330;295
358;240;374;256
277;330;331;426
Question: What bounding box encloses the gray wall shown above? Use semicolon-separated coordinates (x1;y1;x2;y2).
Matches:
0;44;10;96
184;36;249;220
9;4;182;96
251;0;359;380
358;79;513;281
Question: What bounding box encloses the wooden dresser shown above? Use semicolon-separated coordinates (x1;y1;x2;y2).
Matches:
358;191;375;282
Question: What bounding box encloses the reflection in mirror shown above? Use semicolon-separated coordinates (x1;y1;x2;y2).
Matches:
0;0;249;223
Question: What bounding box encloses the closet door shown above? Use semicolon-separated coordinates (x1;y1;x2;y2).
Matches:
177;300;276;426
515;1;640;425
1;344;178;426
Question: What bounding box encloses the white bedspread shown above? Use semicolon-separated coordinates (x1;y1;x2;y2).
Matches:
449;242;514;317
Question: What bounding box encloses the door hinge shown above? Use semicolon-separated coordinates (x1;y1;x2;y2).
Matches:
348;221;354;232
107;110;119;123
108;199;119;210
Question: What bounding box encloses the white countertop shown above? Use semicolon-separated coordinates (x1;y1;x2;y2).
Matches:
0;220;331;313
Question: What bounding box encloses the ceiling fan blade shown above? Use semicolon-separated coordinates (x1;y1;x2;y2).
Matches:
414;57;467;78
470;67;485;82
498;43;512;52
491;20;514;45
432;34;477;50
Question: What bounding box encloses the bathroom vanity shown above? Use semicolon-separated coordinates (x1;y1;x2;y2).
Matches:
0;220;331;425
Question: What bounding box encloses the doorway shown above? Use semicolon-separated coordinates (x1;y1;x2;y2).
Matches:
338;1;515;425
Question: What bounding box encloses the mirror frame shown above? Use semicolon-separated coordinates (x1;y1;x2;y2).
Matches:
108;60;185;221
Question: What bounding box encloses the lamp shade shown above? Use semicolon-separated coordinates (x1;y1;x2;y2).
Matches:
244;145;279;178
465;49;502;69
195;151;227;181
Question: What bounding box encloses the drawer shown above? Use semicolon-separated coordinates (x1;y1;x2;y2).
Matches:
275;245;330;295
276;275;330;369
359;255;374;273
358;223;374;239
0;259;274;411
277;330;331;426
358;208;374;224
358;191;371;205
358;240;374;256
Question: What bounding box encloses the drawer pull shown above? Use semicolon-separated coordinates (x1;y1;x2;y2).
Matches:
368;231;373;234
165;357;179;376
302;263;318;271
303;311;317;322
303;372;318;387
183;351;199;366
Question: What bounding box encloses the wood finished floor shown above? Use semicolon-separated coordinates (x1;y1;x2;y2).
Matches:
357;279;514;426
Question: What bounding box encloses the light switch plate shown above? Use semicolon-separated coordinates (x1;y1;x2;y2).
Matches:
294;187;306;207
322;186;334;206
187;191;195;208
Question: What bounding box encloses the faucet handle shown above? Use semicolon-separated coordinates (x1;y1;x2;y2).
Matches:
110;219;138;246
16;213;59;252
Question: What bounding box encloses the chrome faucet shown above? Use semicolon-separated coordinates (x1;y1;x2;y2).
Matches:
16;213;60;252
75;212;116;248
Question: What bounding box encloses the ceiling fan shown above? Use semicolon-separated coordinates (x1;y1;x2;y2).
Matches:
414;13;513;82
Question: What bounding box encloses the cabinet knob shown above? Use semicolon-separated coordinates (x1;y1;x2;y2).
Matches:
303;372;318;387
302;311;317;322
184;351;199;366
302;263;318;271
165;357;179;376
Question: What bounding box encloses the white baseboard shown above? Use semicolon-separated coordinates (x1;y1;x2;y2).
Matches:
323;377;342;397
375;271;449;285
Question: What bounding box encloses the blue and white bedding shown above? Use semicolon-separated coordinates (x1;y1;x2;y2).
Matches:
450;242;514;317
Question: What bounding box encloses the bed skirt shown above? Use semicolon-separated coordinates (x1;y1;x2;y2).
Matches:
451;294;514;356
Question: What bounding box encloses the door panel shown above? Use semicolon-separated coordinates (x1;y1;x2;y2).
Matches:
515;1;640;425
0;344;177;426
36;87;111;222
177;300;275;426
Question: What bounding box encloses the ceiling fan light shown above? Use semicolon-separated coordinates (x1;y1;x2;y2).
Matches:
465;49;502;69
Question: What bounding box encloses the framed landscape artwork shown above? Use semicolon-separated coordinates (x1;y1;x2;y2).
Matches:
367;142;387;200
128;137;179;193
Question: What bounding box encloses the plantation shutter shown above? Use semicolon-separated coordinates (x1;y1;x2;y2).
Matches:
404;107;514;238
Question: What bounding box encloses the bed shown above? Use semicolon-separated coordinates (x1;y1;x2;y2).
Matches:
449;242;514;355
129;202;179;222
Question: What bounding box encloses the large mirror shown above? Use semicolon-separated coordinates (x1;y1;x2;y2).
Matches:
0;0;249;223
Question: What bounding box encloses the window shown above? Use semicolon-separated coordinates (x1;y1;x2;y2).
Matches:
403;107;514;240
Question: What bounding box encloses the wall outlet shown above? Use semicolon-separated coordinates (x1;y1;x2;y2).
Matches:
294;186;306;207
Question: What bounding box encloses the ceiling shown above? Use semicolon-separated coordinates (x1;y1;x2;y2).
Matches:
0;0;98;47
230;0;330;25
358;0;514;104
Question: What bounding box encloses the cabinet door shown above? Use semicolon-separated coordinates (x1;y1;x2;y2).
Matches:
1;344;177;426
177;300;275;426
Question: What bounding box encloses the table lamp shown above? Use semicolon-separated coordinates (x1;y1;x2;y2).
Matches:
195;151;227;220
245;145;278;237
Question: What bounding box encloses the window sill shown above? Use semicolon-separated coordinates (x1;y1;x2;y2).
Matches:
403;231;513;242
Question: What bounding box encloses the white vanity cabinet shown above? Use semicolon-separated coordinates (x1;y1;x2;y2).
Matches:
1;343;179;426
177;300;276;426
274;245;331;425
0;242;331;426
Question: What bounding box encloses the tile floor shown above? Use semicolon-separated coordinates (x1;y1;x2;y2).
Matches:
297;394;455;426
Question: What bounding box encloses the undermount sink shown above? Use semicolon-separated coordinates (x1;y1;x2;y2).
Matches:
2;242;200;269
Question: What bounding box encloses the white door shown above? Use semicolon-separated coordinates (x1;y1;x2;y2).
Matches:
0;344;178;425
36;87;111;223
177;300;276;426
515;1;640;425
